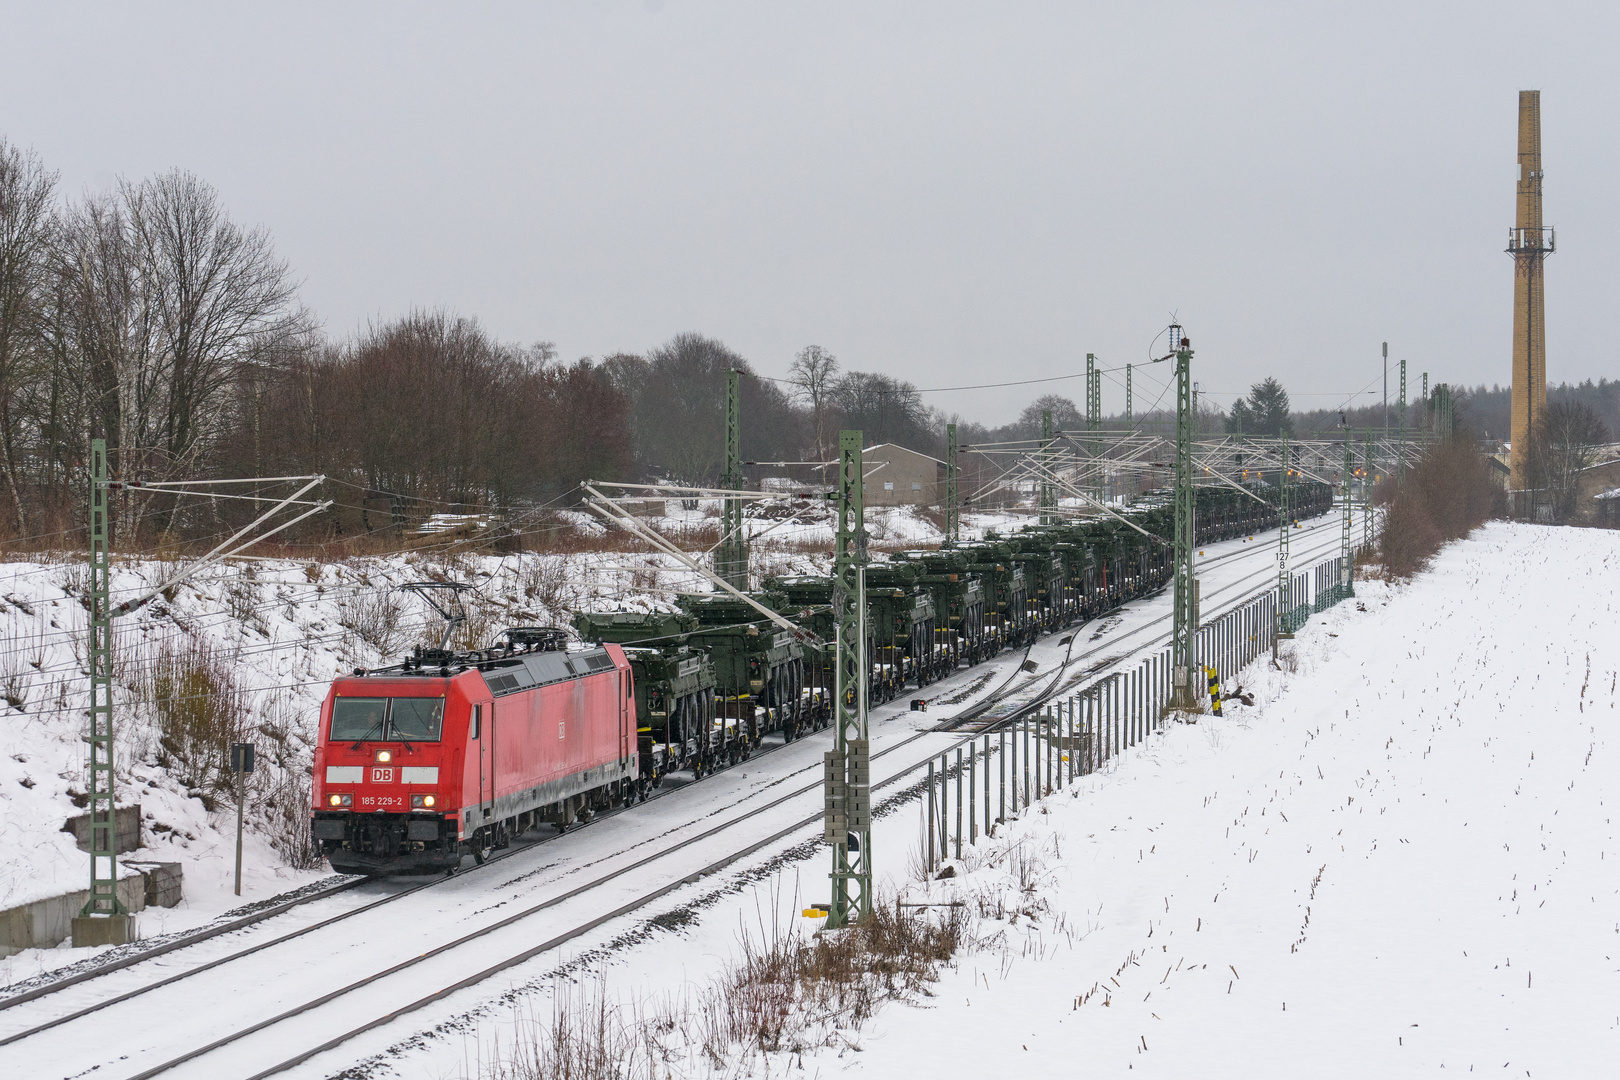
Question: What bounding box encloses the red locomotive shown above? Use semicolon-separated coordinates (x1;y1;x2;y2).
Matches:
311;626;638;875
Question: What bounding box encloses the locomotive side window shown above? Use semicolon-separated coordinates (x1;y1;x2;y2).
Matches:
469;704;481;740
331;698;388;742
389;698;445;741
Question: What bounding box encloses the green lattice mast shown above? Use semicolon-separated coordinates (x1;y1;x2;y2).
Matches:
1168;328;1199;710
718;368;748;589
78;438;128;941
826;430;870;927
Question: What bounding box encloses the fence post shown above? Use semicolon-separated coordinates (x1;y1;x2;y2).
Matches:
1010;723;1018;814
984;733;991;836
1023;715;1031;806
926;758;935;872
999;730;1006;823
969;742;977;845
939;753;948;861
1071;696;1079;782
1057;706;1066;790
1133;669;1141;745
1049;709;1056;794
1091;690;1100;771
954;748;963;861
1108;680;1121;757
1034;712;1042;799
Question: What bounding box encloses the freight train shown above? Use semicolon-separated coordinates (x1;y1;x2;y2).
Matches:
311;482;1332;874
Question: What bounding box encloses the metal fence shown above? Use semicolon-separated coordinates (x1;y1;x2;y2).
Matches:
922;547;1369;871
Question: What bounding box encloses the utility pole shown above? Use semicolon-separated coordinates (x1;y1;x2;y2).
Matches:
826;430;870;927
1125;363;1133;428
73;448;329;946
1168;327;1199;711
1192;383;1200;434
1085;353;1101;505
1382;341;1389;436
1398;357;1408;481
1399;357;1408;429
945;422;959;546
1085;353;1100;435
1422;372;1429;431
1341;432;1355;599
718;369;748;590
75;439;126;946
1362;430;1374;552
1039;409;1055;525
1277;435;1294;641
1432;384;1455;438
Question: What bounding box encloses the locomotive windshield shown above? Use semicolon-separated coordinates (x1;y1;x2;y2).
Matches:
330;697;445;743
389;698;445;740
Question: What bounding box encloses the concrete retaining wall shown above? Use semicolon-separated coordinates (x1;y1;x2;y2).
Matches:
0;862;183;957
62;804;142;855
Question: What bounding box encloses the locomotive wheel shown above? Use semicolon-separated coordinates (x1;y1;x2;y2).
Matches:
471;831;492;865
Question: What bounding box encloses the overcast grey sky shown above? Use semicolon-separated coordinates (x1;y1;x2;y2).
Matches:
3;2;1614;424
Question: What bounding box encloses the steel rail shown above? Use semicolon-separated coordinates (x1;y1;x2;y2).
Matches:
0;558;1086;1030
227;520;1354;1080
13;511;1345;1076
0;878;367;1013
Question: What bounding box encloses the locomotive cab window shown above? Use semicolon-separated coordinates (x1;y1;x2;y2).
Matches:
330;698;388;742
388;698;445;741
328;697;445;743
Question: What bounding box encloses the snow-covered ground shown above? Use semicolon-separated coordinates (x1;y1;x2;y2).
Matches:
845;521;1620;1078
273;518;1612;1080
0;499;1007;976
0;508;1356;1079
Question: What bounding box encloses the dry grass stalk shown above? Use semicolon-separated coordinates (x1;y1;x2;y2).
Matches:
143;636;249;799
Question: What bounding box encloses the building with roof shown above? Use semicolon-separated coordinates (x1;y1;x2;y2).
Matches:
861;443;945;506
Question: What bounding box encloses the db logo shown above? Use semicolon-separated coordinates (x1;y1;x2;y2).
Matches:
371;767;394;783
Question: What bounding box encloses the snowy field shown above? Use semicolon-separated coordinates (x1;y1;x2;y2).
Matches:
0;509;1352;1079
10;512;1599;1080
844;521;1620;1078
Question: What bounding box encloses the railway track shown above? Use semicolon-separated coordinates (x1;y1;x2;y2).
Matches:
1;511;1351;1080
945;518;1350;731
0;604;1059;1038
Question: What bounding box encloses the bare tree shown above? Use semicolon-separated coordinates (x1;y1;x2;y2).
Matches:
788;345;839;467
50;192;163;538
1526;401;1609;522
124;171;300;467
1016;394;1082;438
0;139;58;531
830;370;929;449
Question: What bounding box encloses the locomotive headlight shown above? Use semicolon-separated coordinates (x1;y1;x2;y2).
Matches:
375;749;393;764
411;793;437;809
328;793;352;807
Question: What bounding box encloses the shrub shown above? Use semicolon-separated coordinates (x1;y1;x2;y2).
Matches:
146;636;249;795
336;589;406;654
1378;432;1498;576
